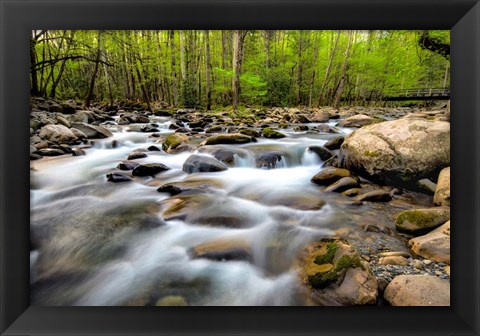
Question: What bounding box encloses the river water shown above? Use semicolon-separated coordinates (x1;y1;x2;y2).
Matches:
30;116;431;306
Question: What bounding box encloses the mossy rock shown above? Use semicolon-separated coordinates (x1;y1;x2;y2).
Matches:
308;243;364;289
203;133;256;145
162;133;189;153
262;127;286;139
297;238;377;305
395;207;450;233
239;128;261;137
299;239;364;289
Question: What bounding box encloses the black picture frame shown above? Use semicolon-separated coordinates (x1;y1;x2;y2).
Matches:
1;0;479;335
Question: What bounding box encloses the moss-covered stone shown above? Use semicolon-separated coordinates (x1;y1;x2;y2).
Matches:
262;128;286;138
395;208;450;233
162;133;188;152
203;133;255;145
239;128;261;137
296;238;378;305
308;254;364;289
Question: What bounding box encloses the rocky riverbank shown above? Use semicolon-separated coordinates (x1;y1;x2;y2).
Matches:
30;97;450;306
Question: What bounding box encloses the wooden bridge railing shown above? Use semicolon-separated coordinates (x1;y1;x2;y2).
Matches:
383;88;450;98
348;88;450;102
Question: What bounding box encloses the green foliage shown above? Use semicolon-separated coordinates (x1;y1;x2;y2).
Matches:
263;68;292;106
240;72;267;104
30;30;449;108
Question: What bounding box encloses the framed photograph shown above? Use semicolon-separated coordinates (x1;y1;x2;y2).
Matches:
1;0;479;335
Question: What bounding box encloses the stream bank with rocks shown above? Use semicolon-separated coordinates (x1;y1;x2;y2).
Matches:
30;97;451;306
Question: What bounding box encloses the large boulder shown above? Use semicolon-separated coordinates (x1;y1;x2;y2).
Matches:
339;119;450;188
433;167;450;206
384;275;450;306
408;221;450;264
297;239;378;306
182;154;228;174
71;122;113;138
39;124;77;144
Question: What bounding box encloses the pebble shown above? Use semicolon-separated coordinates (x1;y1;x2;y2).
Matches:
378;251;410;258
411;260;423;269
369;255;449;285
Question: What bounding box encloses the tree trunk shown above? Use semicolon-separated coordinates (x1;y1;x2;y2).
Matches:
221;30;229;105
296;30;305;105
232;30;246;111
30;31;42;96
169;30;178;106
264;30;273;68
39;31;48;96
333;31;353;109
204;30;212;110
134;60;152;111
122;32;132;100
318;30;340;106
50;31;75;98
180;31;187;82
308;32;320;107
101;39;114;107
84;31;102;108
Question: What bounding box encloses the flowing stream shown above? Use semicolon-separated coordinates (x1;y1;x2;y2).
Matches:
30;116;431;306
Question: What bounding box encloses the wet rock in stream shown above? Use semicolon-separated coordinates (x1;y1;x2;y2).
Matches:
132;163;171;177
182;154;228;174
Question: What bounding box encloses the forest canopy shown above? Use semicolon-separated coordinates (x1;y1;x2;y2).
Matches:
30;30;450;110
